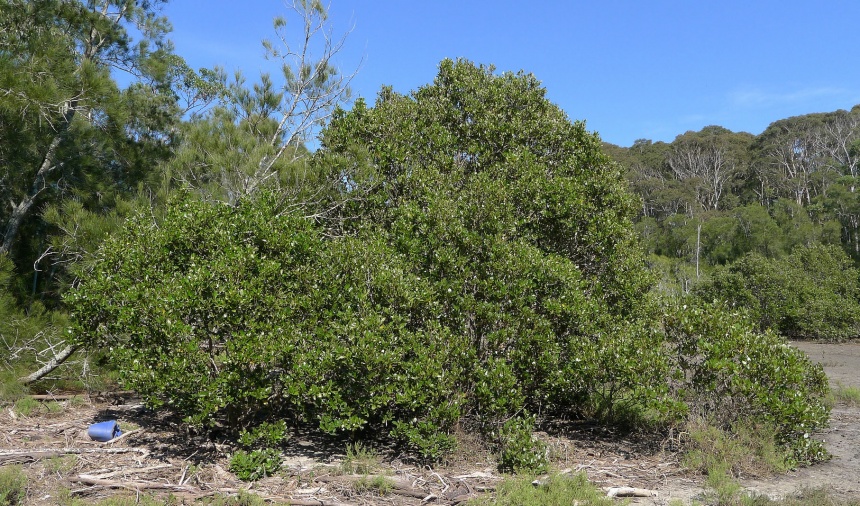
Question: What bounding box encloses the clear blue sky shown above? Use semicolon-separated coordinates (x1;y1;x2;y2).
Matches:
162;1;860;148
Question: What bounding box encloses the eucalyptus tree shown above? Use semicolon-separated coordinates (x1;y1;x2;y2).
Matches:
753;114;835;206
665;126;752;213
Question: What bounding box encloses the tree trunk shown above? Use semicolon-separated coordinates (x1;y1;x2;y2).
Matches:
20;343;79;385
1;104;75;255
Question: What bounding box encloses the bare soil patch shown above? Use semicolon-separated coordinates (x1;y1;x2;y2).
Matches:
2;341;859;505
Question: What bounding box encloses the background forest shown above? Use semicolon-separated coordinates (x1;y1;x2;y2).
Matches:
605;110;860;339
0;0;849;482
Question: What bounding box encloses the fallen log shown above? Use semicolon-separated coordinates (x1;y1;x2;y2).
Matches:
73;474;196;493
605;486;658;497
0;447;148;464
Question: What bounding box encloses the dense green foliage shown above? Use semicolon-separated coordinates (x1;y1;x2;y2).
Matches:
0;0;214;302
68;192;469;456
697;244;860;340
68;60;831;468
663;301;829;464
70;61;667;458
0;465;26;506
0;1;223;392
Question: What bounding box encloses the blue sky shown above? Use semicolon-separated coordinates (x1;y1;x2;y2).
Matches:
162;1;860;147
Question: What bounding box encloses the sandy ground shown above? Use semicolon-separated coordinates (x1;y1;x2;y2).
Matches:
2;342;859;505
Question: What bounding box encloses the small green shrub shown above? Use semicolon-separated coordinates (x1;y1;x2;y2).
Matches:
228;448;281;481
45;455;78;476
237;421;289;449
0;465;27;506
0;369;28;406
45;400;64;415
705;464;745;506
664;301;830;466
834;384;860;407
496;415;548;474
12;397;39;417
683;418;790;481
467;473;614;506
352;475;394;496
341;442;379;475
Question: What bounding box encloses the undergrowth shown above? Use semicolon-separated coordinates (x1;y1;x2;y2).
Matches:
467;473;617;506
0;465;27;506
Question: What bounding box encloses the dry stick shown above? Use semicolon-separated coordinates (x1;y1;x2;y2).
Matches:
88;464;173;480
103;428;143;445
430;471;449;493
605;486;659;498
178;464;189;486
72;475;197;493
0;447;149;464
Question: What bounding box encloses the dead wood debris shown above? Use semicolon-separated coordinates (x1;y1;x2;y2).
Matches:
0;447;148;465
1;397;693;505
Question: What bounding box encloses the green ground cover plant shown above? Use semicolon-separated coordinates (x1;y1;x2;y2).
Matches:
0;465;27;506
467;473;617;506
228;448;282;481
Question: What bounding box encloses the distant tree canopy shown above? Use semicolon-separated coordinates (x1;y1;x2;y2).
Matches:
610;106;860;313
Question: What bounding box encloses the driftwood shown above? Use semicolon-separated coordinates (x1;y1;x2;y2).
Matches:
73;474;197;493
605;486;658;497
0;447;148;464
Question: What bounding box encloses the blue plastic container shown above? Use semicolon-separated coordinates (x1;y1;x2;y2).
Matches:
88;420;122;442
